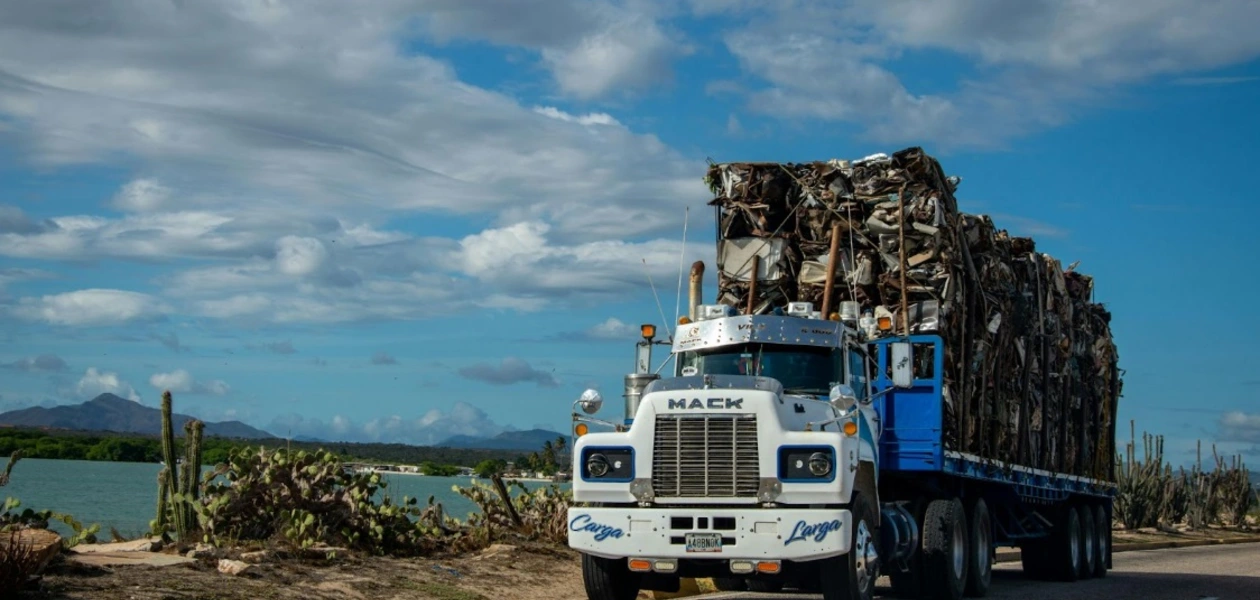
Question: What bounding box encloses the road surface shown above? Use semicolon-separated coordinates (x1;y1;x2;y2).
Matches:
693;543;1260;600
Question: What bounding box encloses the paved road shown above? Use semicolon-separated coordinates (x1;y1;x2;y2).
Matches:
695;543;1260;600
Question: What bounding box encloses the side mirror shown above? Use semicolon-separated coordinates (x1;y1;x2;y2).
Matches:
578;389;604;415
829;384;858;411
890;342;914;388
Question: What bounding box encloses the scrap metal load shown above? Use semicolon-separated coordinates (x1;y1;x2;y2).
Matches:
704;147;1121;481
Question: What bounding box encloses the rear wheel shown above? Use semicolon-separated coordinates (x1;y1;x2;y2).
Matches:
1079;504;1098;579
922;498;968;600
1092;503;1109;578
580;553;641;600
1049;505;1083;581
964;498;992;597
821;491;879;600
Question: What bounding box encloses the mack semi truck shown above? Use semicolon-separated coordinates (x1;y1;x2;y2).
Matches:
566;150;1120;600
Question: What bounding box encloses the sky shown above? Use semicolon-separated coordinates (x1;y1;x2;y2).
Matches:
0;0;1258;465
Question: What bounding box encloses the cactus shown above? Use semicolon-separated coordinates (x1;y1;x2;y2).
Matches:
153;469;170;534
151;391;205;540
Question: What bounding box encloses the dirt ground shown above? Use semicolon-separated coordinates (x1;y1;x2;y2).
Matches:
23;543;595;600
20;528;1260;600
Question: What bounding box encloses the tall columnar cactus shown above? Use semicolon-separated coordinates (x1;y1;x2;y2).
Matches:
151;391;205;540
180;419;205;535
154;469;170;534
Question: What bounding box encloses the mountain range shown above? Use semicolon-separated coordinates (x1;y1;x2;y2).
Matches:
0;393;273;439
438;428;569;452
0;394;568;451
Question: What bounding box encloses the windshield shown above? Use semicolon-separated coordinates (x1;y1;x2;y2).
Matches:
680;343;838;395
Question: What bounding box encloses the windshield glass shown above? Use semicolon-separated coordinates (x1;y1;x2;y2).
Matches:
680;343;837;394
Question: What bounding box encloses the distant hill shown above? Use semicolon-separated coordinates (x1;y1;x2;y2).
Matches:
0;393;273;439
439;428;567;451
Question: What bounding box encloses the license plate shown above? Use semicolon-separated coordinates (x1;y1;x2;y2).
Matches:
685;532;723;553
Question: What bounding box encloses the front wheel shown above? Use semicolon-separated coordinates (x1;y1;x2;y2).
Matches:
580;553;641;600
821;491;880;600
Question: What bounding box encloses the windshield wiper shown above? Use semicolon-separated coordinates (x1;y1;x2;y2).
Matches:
783;387;828;396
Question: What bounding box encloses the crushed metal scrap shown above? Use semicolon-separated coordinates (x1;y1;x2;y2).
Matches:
704;147;1121;481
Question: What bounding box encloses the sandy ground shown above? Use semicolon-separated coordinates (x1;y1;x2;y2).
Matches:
25;542;592;600
18;529;1260;600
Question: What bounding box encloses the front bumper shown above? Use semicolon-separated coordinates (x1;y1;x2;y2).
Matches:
567;507;852;562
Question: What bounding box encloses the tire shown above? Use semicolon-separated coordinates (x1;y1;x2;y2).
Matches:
964;498;992;597
922;498;968;600
1093;503;1109;578
1049;504;1083;582
712;577;747;592
580;553;641;600
1079;504;1097;579
747;578;785;593
889;498;926;599
821;491;880;600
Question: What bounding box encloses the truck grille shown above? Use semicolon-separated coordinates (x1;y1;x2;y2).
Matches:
652;414;759;498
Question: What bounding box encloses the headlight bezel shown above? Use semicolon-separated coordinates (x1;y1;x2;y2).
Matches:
778;445;837;483
580;446;635;482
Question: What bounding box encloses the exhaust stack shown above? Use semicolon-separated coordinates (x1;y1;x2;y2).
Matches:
688;261;705;320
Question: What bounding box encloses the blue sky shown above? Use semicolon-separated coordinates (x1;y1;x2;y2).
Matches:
1;1;1258;465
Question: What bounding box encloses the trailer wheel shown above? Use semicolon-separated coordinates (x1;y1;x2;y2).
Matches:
1079;504;1098;579
580;553;641;600
1092;503;1109;578
964;498;992;597
1049;505;1083;581
821;491;879;600
922;497;968;600
712;577;747;592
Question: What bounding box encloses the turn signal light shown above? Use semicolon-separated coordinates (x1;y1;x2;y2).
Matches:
574;423;589;437
628;559;652;572
641;324;656;339
756;561;781;574
678;316;692;324
843;421;858;436
877;316;893;331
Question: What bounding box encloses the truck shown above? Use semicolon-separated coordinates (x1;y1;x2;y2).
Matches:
566;148;1121;600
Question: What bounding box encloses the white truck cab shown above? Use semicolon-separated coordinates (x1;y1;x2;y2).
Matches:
568;302;907;600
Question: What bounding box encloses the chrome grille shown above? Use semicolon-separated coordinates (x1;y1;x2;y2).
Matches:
652;414;759;498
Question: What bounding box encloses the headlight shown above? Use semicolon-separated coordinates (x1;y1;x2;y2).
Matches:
587;453;610;477
808;452;832;477
778;446;836;482
581;447;634;481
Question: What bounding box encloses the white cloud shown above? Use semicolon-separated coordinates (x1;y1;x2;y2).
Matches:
417;0;687;99
0;2;709;325
586;317;640;340
76;367;140;402
274;235;328;276
458;357;560;388
148;369;231;396
3;354;67;372
534;106;622;127
12;288;169;326
708;0;1260;147
111;178;171;212
267;400;507;445
1220;411;1260;445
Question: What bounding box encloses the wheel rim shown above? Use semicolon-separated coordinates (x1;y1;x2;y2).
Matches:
976;513;991;577
1098;509;1109;564
855;517;879;592
1069;516;1081;570
1083;512;1095;567
952;518;966;580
